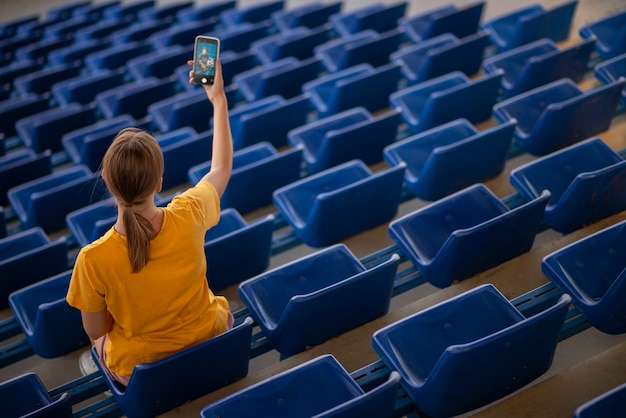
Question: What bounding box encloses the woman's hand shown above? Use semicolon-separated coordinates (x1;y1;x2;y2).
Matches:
188;58;226;105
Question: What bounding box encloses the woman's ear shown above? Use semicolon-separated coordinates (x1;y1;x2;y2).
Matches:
156;177;163;193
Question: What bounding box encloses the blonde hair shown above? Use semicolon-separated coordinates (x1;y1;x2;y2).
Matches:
102;128;164;273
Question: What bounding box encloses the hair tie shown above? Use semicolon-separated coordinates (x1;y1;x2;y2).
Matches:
121;201;133;208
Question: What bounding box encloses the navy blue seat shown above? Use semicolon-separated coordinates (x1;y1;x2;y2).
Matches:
0;207;5;239
482;38;596;98
329;2;407;36
595;53;626;106
201;354;401;418
391;32;489;84
42;15;98;38
51;69;126;106
493;78;626;155
303;62;402;117
0;60;45;89
289;106;401;173
399;1;485;42
384;119;515;201
579;9;626;60
215;21;273;53
8;164;109;232
109;19;174;46
47;38;110;66
273;160;405;247
0;33;41;59
0;15;39;38
127;44;193;80
251;25;332;64
390;70;503;134
219;0;284;26
148;19;217;49
574;382;626;417
46;0;90;20
102;0;155;20
543;218;626;335
92;317;254;418
66;197;117;247
0;93;49;137
388;184;550;288
13;62;82;96
0;372;72;418
0;148;52;206
372;284;571;417
9;271;89;358
148;89;212;133
84;41;152;72
13;35;74;62
16;17;67;38
271;1;341;31
176;1;235;23
510;137;626;234
0;227;68;309
480;1;578;52
240;244;400;356
189;142;302;214
74;18;134;41
157;127;212;189
71;0;122;20
137;1;193;21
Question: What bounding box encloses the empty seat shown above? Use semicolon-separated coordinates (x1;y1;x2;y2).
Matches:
273;159;405;247
71;0;122;20
0;15;38;38
42;15;98;38
0;93;50;138
390;70;503;134
0;60;45;89
0;372;72;418
84;41;152;72
0;33;41;59
74;18;134;41
102;0;155;20
399;1;485;43
14;35;74;62
251;25;332;64
176;1;235;23
388;183;549;288
0;227;68;309
329;2;407;36
51;69;126;106
271;1;341;31
9;271;89;358
239;244;400;356
47;38;110;66
372;283;571;417
595;53;626;105
493;78;626;155
110;19;174;46
92;316;254;418
137;1;193;21
16;16;67;38
127;44;192;80
289;106;401;173
66;197;117;247
384;118;515;200
46;0;90;20
149;89;212;133
147;19;217;50
8;164;109;232
216;21;273;54
482;38;596;98
96;76;178;120
542;218;626;335
201;354;401;418
13;62;82;96
157;128;213;189
480;1;578;52
0;148;52;206
579;9;626;60
219;0;284;27
510;137;626;233
574;382;626;417
303;62;402;117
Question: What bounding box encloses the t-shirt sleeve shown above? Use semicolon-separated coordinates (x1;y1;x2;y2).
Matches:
169;180;221;230
66;248;107;312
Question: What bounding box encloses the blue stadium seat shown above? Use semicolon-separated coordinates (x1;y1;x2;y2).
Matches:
239;244;400;356
147;19;217;49
303;62;402;117
16;16;67;38
204;208;274;291
13;35;74;62
137;1;193;21
595;53;626;105
46;0;90;20
149;89;211;133
189;142;302;214
157;127;211;189
329;2;407;36
289;106;401;173
510;137;626;234
483;38;595;98
42;15;98;38
102;0;155;21
219;0;284;27
74;18;133;41
92;316;254;418
493;78;626;155
71;0;122;20
391;32;489;84
0;227;68;309
251;25;332;64
390;70;503;134
388;184;549;288
215;21;273;53
9;271;89;358
84;41;152;72
0;15;39;38
399;2;485;43
0;148;52;206
109;19;174;46
372;284;571;417
13;62;82;96
384;118;515;201
127;44;192;80
271;1;341;31
579;9;626;60
273;160;405;247
176;1;235;23
8;164;109;232
543;218;626;335
96;76;178;120
0;33;41;59
51;68;126;106
47;38;110;65
201;354;401;418
574;382;626;417
480;1;578;52
66;197;117;247
0;93;50;137
0;60;45;89
0;372;72;418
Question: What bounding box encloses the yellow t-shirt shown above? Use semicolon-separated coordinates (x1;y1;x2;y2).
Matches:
67;181;230;376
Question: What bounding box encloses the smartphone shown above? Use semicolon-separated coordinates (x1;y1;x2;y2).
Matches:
192;35;220;85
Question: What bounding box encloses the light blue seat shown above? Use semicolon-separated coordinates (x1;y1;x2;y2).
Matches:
574;382;626;417
0;93;49;139
176;1;235;23
51;68;126;106
9;271;89;358
204;208;274;291
8;165;109;232
273;159;405;247
493;78;626;155
329;2;407;36
390;70;503;134
303;62;403;117
251;25;332;64
92;317;254;418
96;76;178;120
0;227;68;309
0;149;52;206
219;0;284;27
271;1;341;31
372;283;571;417
510;137;626;234
384;119;515;201
595;53;626;105
0;372;72;418
13;62;82;96
388;183;550;288
542;218;626;335
391;32;489;85
127;44;193;80
239;244;400;356
84;41;152;71
47;38;110;66
289;106;401;173
399;2;485;43
480;1;578;52
189;142;302;214
66;198;117;247
201;354;401;418
579;9;626;60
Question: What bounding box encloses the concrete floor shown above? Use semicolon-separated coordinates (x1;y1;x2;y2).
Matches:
2;0;626;417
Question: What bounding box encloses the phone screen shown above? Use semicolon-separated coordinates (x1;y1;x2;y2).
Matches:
193;36;219;85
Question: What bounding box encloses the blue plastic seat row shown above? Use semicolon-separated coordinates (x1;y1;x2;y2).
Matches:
0;148;52;206
271;1;341;31
580;8;626;60
595;53;626;106
329;1;407;37
0;372;72;417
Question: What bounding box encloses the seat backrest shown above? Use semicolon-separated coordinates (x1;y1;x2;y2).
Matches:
338;28;404;71
510;0;577;48
423;1;485;40
256;56;321;101
420;32;489;81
